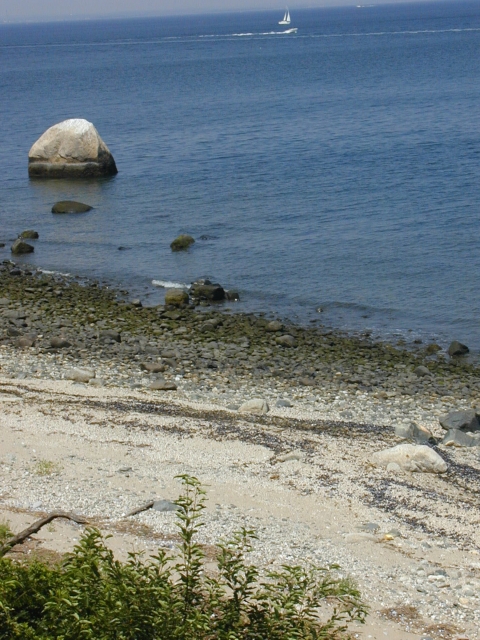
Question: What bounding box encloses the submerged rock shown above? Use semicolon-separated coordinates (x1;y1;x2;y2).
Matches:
29;119;117;178
19;230;39;239
52;201;93;214
11;239;34;255
190;283;225;302
170;235;195;251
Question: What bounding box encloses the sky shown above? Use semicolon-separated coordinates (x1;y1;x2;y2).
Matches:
0;0;441;23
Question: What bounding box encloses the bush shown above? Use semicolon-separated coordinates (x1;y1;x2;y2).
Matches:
0;476;367;639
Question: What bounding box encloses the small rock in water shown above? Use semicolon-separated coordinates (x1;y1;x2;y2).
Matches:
51;201;93;213
19;230;39;239
239;398;269;415
448;340;469;356
371;444;447;474
11;239;34;255
170;234;195;251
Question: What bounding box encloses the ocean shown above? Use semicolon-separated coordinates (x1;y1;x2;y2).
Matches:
1;1;480;349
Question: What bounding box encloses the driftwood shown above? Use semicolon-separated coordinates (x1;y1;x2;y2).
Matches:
0;510;88;557
125;500;155;517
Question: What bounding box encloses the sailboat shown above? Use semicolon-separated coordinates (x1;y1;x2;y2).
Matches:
278;7;291;25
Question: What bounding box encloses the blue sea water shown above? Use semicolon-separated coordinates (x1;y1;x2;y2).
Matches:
1;2;480;348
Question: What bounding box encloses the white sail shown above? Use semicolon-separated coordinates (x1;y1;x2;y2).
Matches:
279;7;291;24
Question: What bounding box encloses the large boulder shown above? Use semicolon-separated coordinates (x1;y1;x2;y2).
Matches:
439;409;479;432
11;239;34;255
28;119;117;178
448;341;469;357
371;444;447;474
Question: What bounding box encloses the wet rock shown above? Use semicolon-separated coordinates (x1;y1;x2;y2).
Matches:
238;398;269;415
266;320;283;332
439;409;479;432
150;379;177;391
52;201;93;214
190;283;225;302
165;289;189;307
425;343;442;355
442;429;480;448
395;422;433;444
276;334;296;348
29;119;117;178
131;299;142;308
66;367;95;383
225;290;240;301
170;235;195;251
371;444;447;474
50;337;71;348
448;341;469;357
11;239;34;255
19;230;39;239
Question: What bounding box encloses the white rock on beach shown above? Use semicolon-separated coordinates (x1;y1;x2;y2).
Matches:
371;443;447;474
238;398;269;414
65;368;96;383
28;119;117;178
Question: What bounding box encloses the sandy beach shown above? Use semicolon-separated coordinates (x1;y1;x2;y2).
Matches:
1;262;480;639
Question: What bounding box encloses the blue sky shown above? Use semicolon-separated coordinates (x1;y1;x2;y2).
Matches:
0;0;440;22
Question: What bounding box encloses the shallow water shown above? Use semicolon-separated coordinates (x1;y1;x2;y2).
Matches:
1;1;480;348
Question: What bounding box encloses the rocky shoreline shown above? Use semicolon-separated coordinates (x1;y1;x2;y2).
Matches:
1;258;480;429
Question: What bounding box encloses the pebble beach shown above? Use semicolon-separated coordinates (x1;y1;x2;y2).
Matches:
1;260;480;640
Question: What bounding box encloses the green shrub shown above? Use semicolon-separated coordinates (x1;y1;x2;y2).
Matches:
0;475;367;639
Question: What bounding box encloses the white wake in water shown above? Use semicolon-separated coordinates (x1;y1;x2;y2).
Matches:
152;279;191;290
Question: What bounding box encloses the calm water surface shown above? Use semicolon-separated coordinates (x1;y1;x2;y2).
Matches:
1;1;480;348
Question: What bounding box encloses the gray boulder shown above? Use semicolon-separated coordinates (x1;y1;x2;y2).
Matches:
439;409;479;432
52;201;93;214
414;365;432;377
395;422;433;444
28;119;117;178
11;239;34;255
448;341;469;356
442;429;480;448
